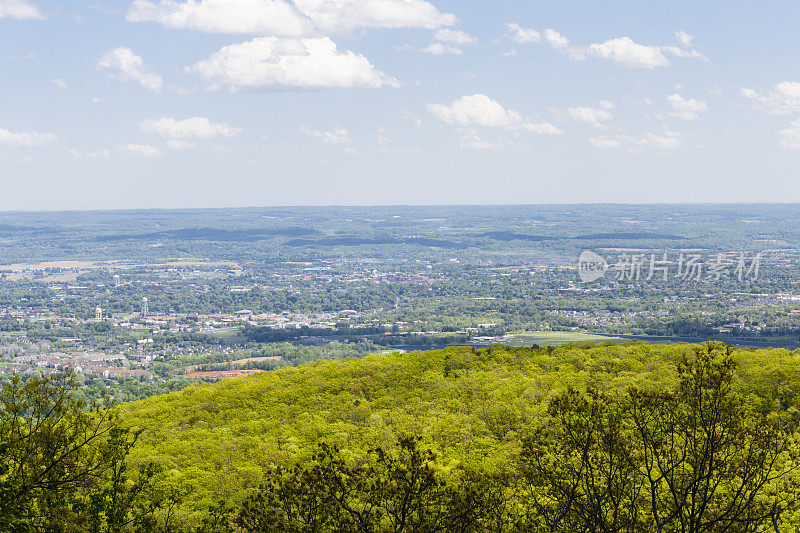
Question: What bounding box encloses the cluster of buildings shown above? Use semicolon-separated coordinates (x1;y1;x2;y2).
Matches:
1;349;153;378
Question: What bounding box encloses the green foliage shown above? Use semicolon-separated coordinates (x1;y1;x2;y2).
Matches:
237;437;507;533
118;342;800;525
0;371;171;532
0;371;118;529
3;342;798;530
521;344;800;531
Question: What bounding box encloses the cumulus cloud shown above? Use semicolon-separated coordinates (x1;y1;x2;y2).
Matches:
587;37;669;69
97;48;163;92
590;130;682;151
779;119;800;149
433;28;475;45
189;37;398;91
419;42;462;55
588;35;707;67
543;28;570;50
428;94;562;134
52;78;68;89
568;106;613;127
293;0;456;33
304;127;349;144
140;117;241;150
636;131;682;150
409;28;475;55
0;0;42;20
740;82;800;114
675;30;693;47
128;0;455;35
505;23;539;44
127;0;313;36
661;46;707;60
0;125;57;147
667;93;708;120
119;143;163;157
507;25;707;68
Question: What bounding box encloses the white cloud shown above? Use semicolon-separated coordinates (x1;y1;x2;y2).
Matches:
140;117;242;148
779;119;800;149
434;28;475;45
119;143;163;157
128;0;455;35
590;137;622;149
419;42;462;55
127;0;313;35
568;106;612;127
543;28;570;50
587;37;669;69
513;27;707;68
410;28;475;55
506;23;539;44
667;93;708;120
293;0;456;33
636;131;682;150
675;30;693;47
741;82;800;114
428;94;562;134
591;130;682;151
662;46;707;60
97;48;163;92
189;37;398;91
304;127;349;144
586;37;707;67
598;100;615;110
0;0;42;20
0;125;57;147
52;78;68;89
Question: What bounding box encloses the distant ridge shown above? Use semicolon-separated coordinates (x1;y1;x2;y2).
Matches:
482;231;685;241
95;227;317;242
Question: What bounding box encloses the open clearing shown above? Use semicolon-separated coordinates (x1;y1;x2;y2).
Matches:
184;369;266;379
506;331;624;346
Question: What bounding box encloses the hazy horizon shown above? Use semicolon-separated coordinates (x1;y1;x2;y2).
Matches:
0;201;799;215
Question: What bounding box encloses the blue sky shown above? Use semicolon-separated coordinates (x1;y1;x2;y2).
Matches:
1;0;799;210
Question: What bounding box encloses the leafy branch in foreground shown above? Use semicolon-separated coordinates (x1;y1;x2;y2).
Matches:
237;436;514;533
521;343;800;532
0;370;164;532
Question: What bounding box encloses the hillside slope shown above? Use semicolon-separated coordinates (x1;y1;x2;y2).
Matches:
120;342;800;521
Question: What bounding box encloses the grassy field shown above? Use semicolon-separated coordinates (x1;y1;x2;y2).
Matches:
200;326;248;342
505;331;624;346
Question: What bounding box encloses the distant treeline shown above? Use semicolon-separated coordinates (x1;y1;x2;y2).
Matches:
95;227;318;242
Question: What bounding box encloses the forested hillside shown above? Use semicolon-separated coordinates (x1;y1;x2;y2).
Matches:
115;342;800;526
3;341;799;530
